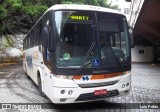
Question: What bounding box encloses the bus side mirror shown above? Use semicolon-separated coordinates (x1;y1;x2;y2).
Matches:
130;32;134;48
129;26;134;48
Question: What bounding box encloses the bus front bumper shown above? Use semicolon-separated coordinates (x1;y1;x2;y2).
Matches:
51;80;131;104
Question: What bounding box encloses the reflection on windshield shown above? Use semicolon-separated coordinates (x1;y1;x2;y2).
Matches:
55;11;130;68
98;13;130;67
55;11;95;68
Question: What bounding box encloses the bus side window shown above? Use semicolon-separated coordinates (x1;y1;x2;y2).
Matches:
41;12;52;66
41;24;49;62
38;20;43;52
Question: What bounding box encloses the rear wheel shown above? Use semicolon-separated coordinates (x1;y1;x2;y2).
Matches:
25;65;30;79
27;74;30;79
24;64;27;73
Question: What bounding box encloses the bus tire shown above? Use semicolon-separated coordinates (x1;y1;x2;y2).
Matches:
25;64;27;74
25;65;30;79
27;74;30;79
26;66;30;79
38;76;46;98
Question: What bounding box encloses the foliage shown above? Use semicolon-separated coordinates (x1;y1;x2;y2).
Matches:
62;0;118;9
2;35;14;47
0;0;48;35
0;0;118;35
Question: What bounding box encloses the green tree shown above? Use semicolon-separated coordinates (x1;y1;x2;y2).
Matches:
0;0;48;35
2;35;14;47
0;0;118;35
62;0;118;9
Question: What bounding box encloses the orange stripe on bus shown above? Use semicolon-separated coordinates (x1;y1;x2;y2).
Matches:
90;72;122;80
73;75;82;80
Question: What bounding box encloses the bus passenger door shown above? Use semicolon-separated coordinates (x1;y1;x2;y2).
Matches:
41;12;53;99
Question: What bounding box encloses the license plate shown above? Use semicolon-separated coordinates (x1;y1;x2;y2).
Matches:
94;89;107;96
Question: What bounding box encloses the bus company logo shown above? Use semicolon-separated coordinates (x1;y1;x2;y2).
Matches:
32;51;38;59
82;76;90;81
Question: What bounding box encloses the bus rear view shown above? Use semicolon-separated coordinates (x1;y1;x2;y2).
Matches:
23;4;132;104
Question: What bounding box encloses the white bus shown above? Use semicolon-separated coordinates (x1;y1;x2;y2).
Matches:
23;4;133;104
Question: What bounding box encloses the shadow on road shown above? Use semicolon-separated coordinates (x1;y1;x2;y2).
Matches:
41;101;138;110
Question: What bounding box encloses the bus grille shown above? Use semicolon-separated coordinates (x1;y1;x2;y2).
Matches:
75;90;119;102
78;80;118;88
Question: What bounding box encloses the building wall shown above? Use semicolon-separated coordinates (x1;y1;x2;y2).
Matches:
110;1;154;63
156;47;160;62
109;0;131;20
131;46;154;62
129;0;144;27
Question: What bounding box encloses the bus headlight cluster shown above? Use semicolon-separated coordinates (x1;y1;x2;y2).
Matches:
123;71;131;75
60;90;73;95
54;75;73;80
122;83;130;88
68;90;73;95
122;84;125;88
61;90;65;94
126;83;129;87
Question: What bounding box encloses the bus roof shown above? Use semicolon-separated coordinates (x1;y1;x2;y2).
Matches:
47;4;124;16
24;4;124;40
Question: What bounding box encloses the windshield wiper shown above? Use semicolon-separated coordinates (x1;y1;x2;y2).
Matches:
76;42;95;74
108;47;123;69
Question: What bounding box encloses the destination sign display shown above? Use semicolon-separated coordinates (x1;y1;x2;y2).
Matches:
68;15;90;21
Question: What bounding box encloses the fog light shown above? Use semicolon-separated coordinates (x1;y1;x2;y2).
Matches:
61;90;65;94
122;84;125;88
60;98;67;102
126;83;129;87
125;90;129;93
68;90;73;95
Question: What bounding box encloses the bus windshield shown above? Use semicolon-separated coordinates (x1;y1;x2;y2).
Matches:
55;11;130;68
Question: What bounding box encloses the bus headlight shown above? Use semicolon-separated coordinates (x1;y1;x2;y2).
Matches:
68;90;73;95
54;75;73;80
123;71;131;75
61;90;65;94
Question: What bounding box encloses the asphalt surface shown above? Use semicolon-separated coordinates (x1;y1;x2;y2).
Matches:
0;62;160;112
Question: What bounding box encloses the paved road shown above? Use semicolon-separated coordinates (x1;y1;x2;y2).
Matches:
0;63;160;111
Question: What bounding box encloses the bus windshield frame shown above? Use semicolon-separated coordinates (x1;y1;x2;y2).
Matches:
54;10;131;72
